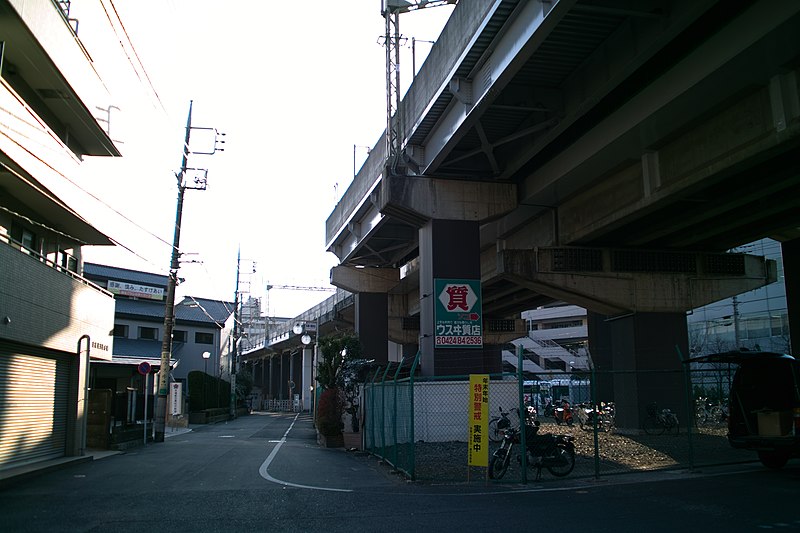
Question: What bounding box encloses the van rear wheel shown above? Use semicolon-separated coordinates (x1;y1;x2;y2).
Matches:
758;451;789;469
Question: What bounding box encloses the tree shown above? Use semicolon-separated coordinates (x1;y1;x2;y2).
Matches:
315;332;368;436
316;333;363;390
235;369;253;406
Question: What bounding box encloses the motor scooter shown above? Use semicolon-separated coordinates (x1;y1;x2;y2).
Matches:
488;420;576;480
551;398;573;425
574;402;614;432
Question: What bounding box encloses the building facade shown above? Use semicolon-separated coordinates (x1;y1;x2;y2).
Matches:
0;0;148;471
687;239;790;356
82;263;235;396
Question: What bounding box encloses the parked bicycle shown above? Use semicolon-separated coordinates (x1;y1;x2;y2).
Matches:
694;397;727;427
643;402;680;435
488;406;515;443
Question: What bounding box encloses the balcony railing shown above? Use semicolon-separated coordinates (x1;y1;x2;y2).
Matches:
0;232;110;296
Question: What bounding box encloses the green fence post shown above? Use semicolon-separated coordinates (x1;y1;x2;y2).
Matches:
409;351;420;480
517;343;527;483
380;364;392;459
391;357;404;468
591;362;600;479
676;345;695;472
369;368;380;454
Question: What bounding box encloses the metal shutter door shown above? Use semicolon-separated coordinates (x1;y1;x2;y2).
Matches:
0;352;70;469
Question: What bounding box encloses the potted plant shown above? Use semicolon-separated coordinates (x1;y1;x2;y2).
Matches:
316;388;345;447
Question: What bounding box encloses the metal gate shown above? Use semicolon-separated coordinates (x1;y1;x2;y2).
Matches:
0;350;70;469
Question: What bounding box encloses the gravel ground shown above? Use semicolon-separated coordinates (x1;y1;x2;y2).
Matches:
406;421;754;483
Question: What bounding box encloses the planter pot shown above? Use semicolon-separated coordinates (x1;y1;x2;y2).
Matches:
343;431;362;450
317;432;344;448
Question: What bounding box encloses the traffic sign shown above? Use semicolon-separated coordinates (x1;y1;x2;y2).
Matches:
137;361;151;375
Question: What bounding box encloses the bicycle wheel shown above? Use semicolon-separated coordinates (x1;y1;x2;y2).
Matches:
695;406;708;426
643;416;665;435
489;449;511;479
546;445;575;477
488;418;502;442
664;415;680;435
709;406;725;426
599;413;614;433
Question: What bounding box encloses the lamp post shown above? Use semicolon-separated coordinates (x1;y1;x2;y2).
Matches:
294;320;318;413
202;351;211;410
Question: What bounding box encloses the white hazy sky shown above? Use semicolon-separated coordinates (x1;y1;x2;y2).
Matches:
68;1;454;318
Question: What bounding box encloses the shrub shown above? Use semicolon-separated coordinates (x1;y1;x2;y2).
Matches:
188;370;230;412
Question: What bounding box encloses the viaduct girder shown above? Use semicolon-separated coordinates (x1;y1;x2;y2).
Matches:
323;0;799;321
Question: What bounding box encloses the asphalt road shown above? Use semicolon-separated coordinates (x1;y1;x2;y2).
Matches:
2;412;798;532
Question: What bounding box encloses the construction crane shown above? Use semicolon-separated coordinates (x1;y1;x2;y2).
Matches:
265;284;336;292
264;283;336;318
382;0;457;172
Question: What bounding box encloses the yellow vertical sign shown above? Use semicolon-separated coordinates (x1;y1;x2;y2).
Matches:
468;374;489;467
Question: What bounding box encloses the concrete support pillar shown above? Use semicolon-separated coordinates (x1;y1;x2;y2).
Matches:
280;352;289;401
419;219;501;376
289;352;296;406
402;343;419;359
302;347;313;411
355;293;389;364
269;356;276;401
586;311;614;403
782;238;800;356
588;312;689;430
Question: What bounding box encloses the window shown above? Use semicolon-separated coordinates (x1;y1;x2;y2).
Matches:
195;332;214;345
10;222;39;255
58;249;78;273
113;324;129;338
544;320;583;330
139;326;158;340
21;229;36;252
744;317;769;340
173;330;187;343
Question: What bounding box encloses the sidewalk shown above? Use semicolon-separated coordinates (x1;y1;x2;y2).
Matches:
0;425;198;489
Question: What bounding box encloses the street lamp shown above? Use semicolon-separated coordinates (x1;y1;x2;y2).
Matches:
203;351;211;375
294;321;315;347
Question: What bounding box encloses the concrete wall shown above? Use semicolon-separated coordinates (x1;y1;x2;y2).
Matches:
0;243;113;360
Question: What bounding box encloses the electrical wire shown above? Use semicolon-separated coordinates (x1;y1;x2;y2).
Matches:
100;0;166;113
0;111;178;254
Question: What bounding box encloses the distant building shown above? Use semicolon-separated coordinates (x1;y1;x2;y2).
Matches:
687;239;790;356
503;304;590;376
82;263;235;392
508;239;790;380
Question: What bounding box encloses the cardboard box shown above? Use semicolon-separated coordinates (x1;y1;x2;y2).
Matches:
757;410;792;436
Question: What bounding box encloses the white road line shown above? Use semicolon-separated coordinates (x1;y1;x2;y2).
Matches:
258;413;353;493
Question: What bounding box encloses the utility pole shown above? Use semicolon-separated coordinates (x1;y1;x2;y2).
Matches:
231;249;241;418
381;0;456;172
154;101;224;442
732;295;741;349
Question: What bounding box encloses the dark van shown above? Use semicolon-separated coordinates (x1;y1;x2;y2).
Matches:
687;350;800;469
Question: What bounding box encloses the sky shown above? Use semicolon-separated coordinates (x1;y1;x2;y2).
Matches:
66;1;455;319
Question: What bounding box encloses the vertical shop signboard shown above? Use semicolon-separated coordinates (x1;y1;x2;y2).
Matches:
468;374;489;467
434;278;483;348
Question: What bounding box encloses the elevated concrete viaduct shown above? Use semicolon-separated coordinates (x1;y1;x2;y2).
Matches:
249;0;799;424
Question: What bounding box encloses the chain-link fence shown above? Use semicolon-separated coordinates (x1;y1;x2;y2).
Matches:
362;351;755;483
